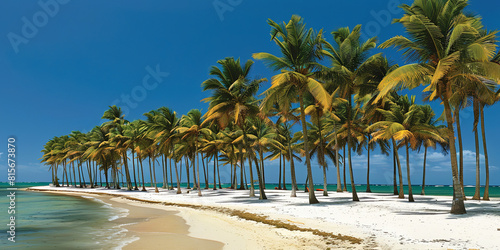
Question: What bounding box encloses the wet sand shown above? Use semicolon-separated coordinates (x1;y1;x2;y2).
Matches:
104;197;224;250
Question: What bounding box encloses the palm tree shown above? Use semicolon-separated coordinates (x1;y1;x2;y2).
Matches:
479;85;499;200
298;118;336;196
324;101;349;193
41;137;61;187
249;118;282;198
417;105;448;195
102;106;132;190
177;109;212;196
320;24;386;201
202;57;267;197
376;0;500;214
254;15;331;204
124;121;143;190
305;96;339;196
368;95;446;202
201;124;224;191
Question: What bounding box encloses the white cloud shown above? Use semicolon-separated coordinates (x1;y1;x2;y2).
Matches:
0;152;3;159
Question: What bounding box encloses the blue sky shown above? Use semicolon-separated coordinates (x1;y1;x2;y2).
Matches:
0;0;499;185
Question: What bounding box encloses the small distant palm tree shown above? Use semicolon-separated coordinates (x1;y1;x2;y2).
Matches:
368;95;446;202
177;109;212;196
416;105;448;195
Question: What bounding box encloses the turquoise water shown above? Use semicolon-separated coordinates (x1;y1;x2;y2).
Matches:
102;181;500;197
0;183;130;249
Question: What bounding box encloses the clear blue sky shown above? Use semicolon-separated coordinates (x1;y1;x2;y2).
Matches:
1;0;499;185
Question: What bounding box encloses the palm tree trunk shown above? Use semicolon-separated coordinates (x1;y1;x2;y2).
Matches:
192;156;198;190
185;157;190;189
230;162;234;188
346;96;359;202
238;144;245;190
174;152;182;194
152;157;159;193
54;164;60;187
366;139;372;193
63;161;69;187
315;111;328;197
94;162;98;186
393;139;404;198
104;167;109;188
260;148;266;185
472;98;481;200
217;155;222;189
80;162;86;187
179;159;183;185
421;147;427;195
137;155;146;191
164;154;170;189
278;155;282;189
282;155;287;190
298;92;319;204
480;104;489;201
343;145;347;192
140;157;147;191
334;120;342;193
76;162;82;187
322;163;328;196
213;155;218;190
131;150;138;190
442;92;466;214
170;156;174;190
232;159;237;189
87;161;94;188
148;157;153;190
51;165;55;185
72;161;77;186
246;146;255;196
255;151;267;200
405;142;414;202
455;108;465;198
243;163;248;190
123;152;132;190
393;146;398;195
64;162;69;186
289;144;297;197
196;148;202;197
161;154;168;189
202;154;209;189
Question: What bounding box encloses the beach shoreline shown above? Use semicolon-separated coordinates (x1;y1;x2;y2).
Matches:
28;186;500;249
31;187;348;249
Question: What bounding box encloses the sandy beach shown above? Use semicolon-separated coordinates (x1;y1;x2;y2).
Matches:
28;186;500;249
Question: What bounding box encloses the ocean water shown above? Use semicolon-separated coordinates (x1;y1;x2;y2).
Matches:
128;181;500;197
0;183;131;249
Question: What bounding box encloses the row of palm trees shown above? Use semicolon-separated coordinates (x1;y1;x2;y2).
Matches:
41;0;499;214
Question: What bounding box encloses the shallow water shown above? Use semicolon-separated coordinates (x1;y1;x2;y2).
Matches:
0;183;130;249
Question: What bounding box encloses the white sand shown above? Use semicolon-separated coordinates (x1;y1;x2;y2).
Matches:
29;186;500;249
